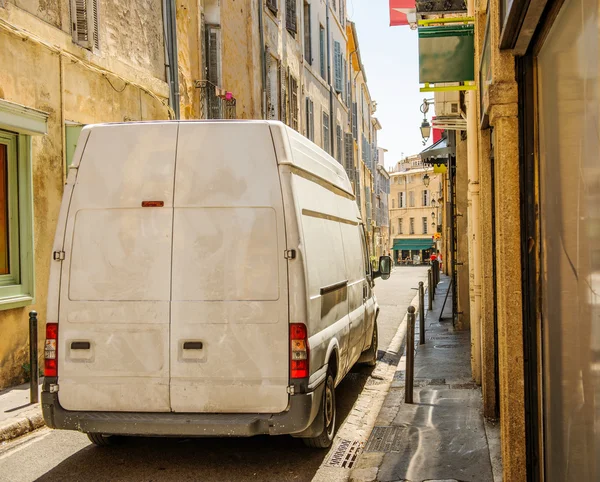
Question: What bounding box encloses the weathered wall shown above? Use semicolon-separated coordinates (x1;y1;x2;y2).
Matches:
222;0;261;119
455;135;471;330
177;0;201;119
0;1;170;389
478;0;526;476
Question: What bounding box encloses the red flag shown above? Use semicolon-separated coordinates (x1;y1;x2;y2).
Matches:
389;0;416;26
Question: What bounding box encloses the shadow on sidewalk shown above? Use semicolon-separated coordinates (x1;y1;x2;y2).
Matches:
351;276;495;482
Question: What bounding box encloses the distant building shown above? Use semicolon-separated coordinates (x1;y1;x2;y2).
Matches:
389;155;442;265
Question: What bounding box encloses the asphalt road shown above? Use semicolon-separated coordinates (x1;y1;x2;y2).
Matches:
0;266;428;482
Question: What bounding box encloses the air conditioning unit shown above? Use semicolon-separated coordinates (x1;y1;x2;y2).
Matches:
434;90;461;117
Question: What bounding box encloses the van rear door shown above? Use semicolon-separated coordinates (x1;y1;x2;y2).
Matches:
57;123;177;412
169;123;289;413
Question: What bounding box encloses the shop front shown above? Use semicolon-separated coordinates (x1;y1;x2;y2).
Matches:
392;238;435;265
503;0;600;478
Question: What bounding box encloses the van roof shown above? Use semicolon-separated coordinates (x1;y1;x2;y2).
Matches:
78;121;355;198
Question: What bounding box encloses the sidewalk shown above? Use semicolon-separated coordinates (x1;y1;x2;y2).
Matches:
0;383;44;444
349;276;502;482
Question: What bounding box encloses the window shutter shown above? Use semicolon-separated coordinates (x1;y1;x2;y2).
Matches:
306;98;314;140
267;0;278;15
344;132;354;170
352;103;358;139
304;4;311;63
281;66;288;124
290;76;299;131
323;112;330;154
341;58;347;103
336;125;342;163
319;26;326;79
334;41;342;93
340;0;345;27
70;0;99;50
206;27;222;119
286;0;297;33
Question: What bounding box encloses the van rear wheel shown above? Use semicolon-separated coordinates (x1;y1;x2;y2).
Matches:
87;433;115;446
303;372;336;448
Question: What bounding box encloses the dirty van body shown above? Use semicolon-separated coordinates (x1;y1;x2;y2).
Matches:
42;121;391;448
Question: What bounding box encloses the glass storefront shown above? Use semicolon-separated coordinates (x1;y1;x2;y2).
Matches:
537;0;599;477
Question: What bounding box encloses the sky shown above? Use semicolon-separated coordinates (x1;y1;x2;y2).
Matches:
347;0;432;169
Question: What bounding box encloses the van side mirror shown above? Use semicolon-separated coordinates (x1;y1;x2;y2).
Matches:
373;256;392;280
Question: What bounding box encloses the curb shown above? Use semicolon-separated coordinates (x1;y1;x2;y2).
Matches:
0;406;45;444
312;290;421;482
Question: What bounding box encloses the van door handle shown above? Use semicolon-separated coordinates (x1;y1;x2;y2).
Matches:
71;341;90;350
363;284;368;299
183;341;203;350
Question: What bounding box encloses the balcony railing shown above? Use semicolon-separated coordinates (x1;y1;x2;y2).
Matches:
197;80;237;120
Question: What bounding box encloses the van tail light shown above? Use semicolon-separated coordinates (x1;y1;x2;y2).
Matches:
45;323;58;377
290;323;309;379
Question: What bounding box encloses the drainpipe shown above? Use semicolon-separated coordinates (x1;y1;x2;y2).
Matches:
326;0;335;153
258;0;267;119
162;0;180;119
467;0;482;384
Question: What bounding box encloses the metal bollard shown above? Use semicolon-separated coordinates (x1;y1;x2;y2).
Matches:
428;269;434;310
29;311;39;404
418;281;425;345
433;259;440;289
405;306;416;404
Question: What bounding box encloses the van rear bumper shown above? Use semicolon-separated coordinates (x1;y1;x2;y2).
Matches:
41;382;324;438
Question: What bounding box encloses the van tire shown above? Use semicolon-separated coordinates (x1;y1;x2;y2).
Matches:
359;320;378;367
303;372;336;448
87;433;114;446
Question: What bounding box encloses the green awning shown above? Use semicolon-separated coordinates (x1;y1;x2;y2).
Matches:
392;238;434;251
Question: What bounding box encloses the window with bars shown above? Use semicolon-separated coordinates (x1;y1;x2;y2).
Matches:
422;189;429;206
399;191;405;208
266;0;278;15
410;217;415;235
303;2;311;64
306;97;314;141
323;112;330;154
286;0;297;34
289;75;299;131
70;0;100;50
422;217;428;234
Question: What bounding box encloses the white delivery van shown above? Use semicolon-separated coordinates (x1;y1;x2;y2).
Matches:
42;121;391;448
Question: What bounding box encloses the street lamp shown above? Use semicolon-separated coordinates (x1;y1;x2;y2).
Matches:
420;118;431;144
419;98;434;144
423;173;431;187
431;211;435;220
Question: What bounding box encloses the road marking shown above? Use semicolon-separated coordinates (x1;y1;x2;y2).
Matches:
312;291;420;482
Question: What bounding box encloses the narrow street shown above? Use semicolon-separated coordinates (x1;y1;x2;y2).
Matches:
0;268;428;482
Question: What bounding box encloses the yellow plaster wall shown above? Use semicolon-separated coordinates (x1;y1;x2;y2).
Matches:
0;4;170;389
